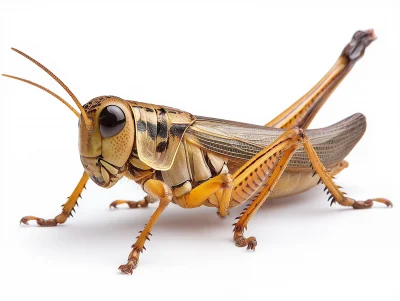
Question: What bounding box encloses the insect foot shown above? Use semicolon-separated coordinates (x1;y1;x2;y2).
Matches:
216;210;229;219
119;258;139;275
20;216;58;227
350;198;393;209
109;198;149;209
119;248;140;275
234;233;258;251
233;224;258;251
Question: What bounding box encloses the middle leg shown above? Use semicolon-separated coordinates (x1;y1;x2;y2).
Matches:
109;195;157;209
119;179;173;274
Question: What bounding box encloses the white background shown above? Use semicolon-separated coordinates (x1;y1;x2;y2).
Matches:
0;1;399;301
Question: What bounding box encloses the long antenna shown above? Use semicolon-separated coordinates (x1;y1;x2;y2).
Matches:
7;48;91;127
2;74;80;117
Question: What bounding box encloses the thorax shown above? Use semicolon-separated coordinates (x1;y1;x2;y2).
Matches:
127;139;229;207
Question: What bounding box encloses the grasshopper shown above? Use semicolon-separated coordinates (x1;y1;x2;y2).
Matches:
3;29;392;274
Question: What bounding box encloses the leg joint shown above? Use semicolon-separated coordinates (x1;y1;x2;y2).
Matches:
293;127;305;140
221;173;234;189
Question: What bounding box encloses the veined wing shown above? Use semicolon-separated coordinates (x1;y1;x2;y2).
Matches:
184;113;366;169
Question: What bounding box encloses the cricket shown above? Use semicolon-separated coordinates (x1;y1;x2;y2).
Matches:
3;29;392;274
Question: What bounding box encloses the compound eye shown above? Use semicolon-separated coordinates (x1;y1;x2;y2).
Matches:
99;105;126;138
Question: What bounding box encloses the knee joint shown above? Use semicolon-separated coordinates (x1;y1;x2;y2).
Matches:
293;127;305;140
222;173;234;188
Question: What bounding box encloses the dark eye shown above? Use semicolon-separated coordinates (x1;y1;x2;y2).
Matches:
99;105;126;138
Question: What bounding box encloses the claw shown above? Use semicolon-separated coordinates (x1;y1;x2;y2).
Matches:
109;200;130;209
20;216;31;225
246;237;257;251
20;216;41;226
373;198;393;208
19;216;57;227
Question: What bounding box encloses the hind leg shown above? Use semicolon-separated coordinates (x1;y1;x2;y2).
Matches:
303;137;392;209
230;128;306;249
266;30;376;130
119;180;172;274
231;128;391;250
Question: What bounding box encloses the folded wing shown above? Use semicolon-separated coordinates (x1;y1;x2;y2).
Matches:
185;113;366;170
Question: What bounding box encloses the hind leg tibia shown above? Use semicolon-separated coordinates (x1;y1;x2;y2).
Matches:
266;30;376;130
231;129;305;249
303;137;392;209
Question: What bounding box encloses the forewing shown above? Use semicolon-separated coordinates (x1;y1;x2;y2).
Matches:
185;113;366;169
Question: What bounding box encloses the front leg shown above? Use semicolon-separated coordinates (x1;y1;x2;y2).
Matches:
20;171;89;226
119;174;234;274
119;179;172;274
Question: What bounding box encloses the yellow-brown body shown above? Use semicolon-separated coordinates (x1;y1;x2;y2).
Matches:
89;98;365;210
5;29;391;275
